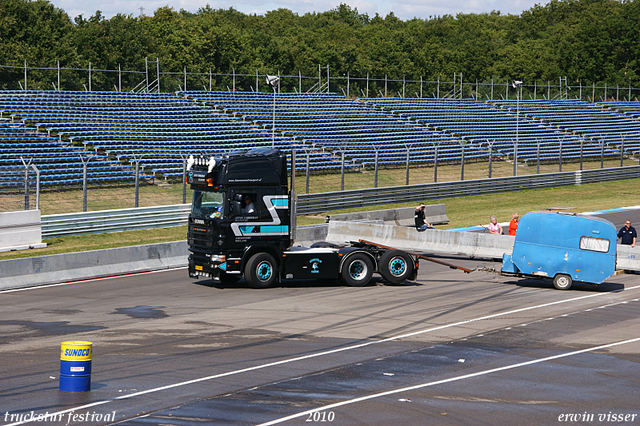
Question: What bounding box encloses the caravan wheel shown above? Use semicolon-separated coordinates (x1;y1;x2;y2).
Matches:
553;274;572;290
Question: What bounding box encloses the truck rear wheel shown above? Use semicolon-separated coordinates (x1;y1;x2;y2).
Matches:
553;273;572;290
379;250;414;284
245;253;278;289
340;253;374;287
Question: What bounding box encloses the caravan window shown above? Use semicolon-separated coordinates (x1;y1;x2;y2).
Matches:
579;236;609;253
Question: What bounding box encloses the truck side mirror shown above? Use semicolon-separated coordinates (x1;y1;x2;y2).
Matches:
232;200;242;216
232;194;243;216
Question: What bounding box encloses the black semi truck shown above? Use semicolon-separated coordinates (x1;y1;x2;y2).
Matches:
186;148;418;288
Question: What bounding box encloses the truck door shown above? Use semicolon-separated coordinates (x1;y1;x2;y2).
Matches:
229;189;290;246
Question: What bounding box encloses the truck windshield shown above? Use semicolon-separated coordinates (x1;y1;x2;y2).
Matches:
192;191;224;219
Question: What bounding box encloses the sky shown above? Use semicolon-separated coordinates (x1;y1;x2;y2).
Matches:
49;0;550;21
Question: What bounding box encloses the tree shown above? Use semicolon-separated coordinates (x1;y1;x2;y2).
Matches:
0;0;74;89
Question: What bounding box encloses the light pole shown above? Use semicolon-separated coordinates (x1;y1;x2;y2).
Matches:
488;139;495;178
512;80;522;176
433;141;440;183
404;143;412;185
79;155;95;212
266;75;280;148
372;145;379;188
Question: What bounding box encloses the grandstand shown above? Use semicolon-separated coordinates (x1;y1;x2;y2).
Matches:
490;99;640;159
0;115;133;187
0;90;638;189
180;90;489;170
363;98;624;165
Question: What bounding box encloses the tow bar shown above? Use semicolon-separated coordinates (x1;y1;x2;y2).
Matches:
359;239;474;273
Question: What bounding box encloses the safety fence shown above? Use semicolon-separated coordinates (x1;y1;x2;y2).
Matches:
296;166;640;214
2;60;639;102
39;166;640;238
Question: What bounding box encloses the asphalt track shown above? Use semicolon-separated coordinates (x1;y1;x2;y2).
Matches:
1;209;639;426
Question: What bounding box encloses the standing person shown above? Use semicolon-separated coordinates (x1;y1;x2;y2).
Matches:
509;213;519;236
618;220;637;247
487;215;502;235
414;203;434;231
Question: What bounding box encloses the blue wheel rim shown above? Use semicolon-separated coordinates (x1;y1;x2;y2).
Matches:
389;257;406;276
257;261;272;281
349;260;367;280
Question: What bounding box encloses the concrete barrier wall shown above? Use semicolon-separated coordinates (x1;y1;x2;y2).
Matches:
325;221;514;259
616;245;640;270
294;224;329;246
0;224;328;291
2;221;637;292
325;221;640;271
326;204;449;227
0;241;188;291
0;210;46;252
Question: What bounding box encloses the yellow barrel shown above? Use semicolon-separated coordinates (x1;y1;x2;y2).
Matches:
60;341;92;392
60;341;92;361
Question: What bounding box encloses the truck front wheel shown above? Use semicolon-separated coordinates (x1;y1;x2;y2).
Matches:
340;253;374;287
553;274;572;290
245;253;278;289
379;250;414;284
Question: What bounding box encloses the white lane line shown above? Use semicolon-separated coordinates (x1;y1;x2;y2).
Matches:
5;284;640;426
256;336;640;426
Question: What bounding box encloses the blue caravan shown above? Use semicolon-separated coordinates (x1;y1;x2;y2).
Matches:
501;211;617;290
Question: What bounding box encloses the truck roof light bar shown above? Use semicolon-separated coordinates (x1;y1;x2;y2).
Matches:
186;155;218;172
207;157;216;173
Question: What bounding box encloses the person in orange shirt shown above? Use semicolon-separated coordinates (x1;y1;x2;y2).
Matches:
509;213;519;236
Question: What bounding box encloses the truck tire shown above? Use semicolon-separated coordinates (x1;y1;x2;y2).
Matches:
553;273;572;290
340;252;374;287
379;250;414;284
245;253;278;289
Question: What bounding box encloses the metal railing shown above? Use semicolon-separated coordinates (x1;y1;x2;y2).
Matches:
40;166;640;238
42;204;191;238
297;166;640;214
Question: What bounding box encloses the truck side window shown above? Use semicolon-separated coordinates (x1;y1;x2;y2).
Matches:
242;194;257;214
232;193;258;217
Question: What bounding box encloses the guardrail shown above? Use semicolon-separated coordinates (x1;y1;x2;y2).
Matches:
296;166;640;214
42;204;191;238
41;166;640;237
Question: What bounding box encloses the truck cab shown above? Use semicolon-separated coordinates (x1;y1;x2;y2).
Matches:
187;148;293;285
187;148;417;288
